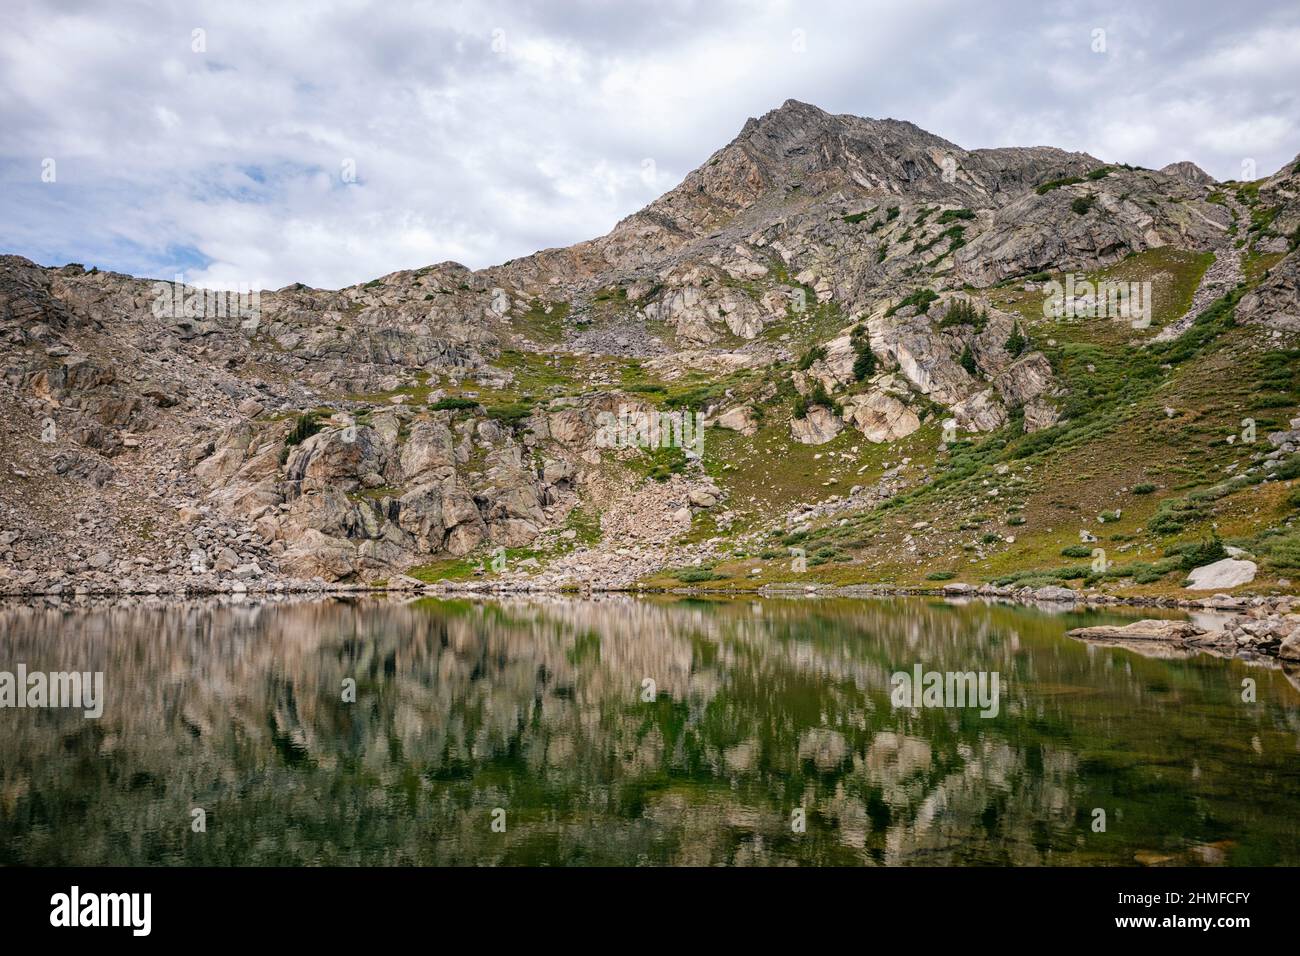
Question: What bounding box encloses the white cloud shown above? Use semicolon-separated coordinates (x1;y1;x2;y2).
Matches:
1;0;1297;288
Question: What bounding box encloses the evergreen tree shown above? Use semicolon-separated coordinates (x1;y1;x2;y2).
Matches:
851;324;877;381
852;346;876;381
960;343;977;375
1004;322;1027;357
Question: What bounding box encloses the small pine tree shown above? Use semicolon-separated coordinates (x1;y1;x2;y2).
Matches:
806;380;843;416
960;343;977;375
285;412;322;447
852;346;876;381
850;324;877;381
797;345;826;370
1004;322;1027;357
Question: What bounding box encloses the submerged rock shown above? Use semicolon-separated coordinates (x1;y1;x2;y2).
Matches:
1067;619;1207;643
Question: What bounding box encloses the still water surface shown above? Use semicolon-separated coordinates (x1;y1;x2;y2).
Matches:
2;594;1298;866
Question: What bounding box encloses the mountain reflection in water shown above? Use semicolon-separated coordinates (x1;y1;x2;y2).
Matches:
2;594;1298;866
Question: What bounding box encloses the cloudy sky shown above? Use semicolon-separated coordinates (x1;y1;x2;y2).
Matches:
3;0;1298;290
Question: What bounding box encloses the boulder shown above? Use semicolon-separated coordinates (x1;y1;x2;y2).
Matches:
547;407;589;445
868;311;972;406
441;485;488;555
396;484;446;549
281;531;355;581
1022;396;1060;432
715;405;758;436
950;388;1006;432
236;397;264;418
790;406;843;444
491;518;542;548
843;389;920;443
541;458;574;484
689;487;719;508
290;427;385;493
1185;558;1257;591
445;521;486;555
1067;620;1207;643
993;351;1054;407
399;421;455;482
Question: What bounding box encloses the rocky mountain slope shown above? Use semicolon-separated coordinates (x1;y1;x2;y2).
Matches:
2;99;1298;600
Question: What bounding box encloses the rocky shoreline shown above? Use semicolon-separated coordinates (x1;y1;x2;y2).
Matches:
4;570;1297;659
2;569;1292;605
1066;616;1300;660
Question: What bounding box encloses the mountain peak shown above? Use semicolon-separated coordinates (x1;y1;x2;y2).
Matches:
738;98;830;140
767;97;829;120
1160;160;1216;186
603;102;979;258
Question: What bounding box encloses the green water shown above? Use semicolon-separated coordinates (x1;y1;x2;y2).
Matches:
1;595;1298;866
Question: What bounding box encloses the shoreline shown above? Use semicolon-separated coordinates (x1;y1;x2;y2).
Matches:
4;574;1296;660
1;571;1294;613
